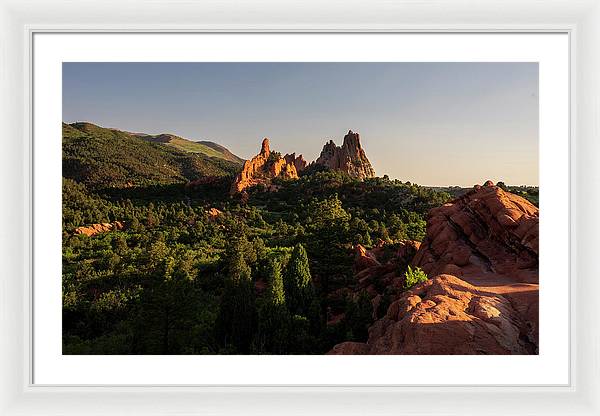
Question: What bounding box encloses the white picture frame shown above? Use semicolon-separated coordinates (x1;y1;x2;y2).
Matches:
1;0;598;414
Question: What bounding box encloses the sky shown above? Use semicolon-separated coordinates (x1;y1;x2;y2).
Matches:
63;62;538;186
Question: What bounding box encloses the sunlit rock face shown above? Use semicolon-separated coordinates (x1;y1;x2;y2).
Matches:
329;183;539;355
412;182;539;281
313;130;376;179
230;138;299;194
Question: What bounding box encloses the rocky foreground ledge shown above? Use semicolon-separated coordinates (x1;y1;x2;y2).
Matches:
329;182;539;355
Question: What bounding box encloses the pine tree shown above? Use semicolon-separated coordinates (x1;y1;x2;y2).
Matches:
254;258;290;354
229;251;251;284
266;258;286;306
305;195;352;294
284;244;322;341
216;249;256;353
284;243;314;315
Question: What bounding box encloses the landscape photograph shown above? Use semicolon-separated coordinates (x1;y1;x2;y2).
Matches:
62;62;539;355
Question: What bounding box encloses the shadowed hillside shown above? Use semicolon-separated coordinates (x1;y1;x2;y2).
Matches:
63;122;241;188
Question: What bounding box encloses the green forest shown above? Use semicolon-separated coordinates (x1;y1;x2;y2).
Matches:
62;123;538;354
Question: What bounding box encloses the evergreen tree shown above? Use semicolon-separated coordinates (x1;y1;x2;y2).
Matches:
284;243;315;316
216;250;256;353
254;258;290;354
229;250;251;283
305;195;352;294
266;258;286;306
132;242;199;354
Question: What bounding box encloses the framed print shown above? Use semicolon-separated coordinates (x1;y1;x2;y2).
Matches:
1;0;599;415
34;33;566;386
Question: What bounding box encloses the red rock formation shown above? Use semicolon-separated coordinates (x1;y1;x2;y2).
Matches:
313;130;375;179
74;221;124;237
396;240;421;261
284;153;307;173
230;138;299;194
207;208;222;219
412;182;539;282
354;244;381;272
268;157;298;179
329;184;539;355
329;274;538;355
260;137;270;155
230;138;271;194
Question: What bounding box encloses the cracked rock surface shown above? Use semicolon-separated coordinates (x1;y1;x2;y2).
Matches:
329;183;539;355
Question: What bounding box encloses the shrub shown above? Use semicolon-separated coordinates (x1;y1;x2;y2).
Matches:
404;265;428;290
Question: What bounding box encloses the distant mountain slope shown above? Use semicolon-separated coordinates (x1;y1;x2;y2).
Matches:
132;132;244;164
197;140;245;164
63;122;240;188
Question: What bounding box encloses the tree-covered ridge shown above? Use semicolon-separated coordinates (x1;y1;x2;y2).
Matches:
63;122;240;188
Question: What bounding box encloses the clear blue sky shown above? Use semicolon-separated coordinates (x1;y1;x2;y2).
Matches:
63;62;538;186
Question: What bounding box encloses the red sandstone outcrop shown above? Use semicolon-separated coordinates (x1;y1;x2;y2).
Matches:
313;130;376;179
268;157;298;178
230;131;374;193
354;244;381;272
329;183;539;355
230;138;271;193
284;153;307;173
412;182;539;282
230;138;300;194
207;208;222;219
74;221;125;237
329;274;538;355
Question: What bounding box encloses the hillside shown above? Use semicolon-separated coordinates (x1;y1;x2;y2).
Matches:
132;133;244;164
198;141;245;164
62;122;241;188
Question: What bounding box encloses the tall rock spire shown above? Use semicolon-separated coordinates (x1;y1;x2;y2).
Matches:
260;138;270;157
313;130;375;179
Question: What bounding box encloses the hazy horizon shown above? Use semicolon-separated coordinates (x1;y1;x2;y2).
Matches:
63;62;539;187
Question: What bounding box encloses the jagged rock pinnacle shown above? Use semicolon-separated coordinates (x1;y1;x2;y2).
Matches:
261;138;270;156
230;137;303;194
314;130;375;179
